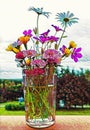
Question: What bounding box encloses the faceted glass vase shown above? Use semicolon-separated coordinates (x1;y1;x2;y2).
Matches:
22;67;56;128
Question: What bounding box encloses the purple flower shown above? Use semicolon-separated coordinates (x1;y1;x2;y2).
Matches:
51;24;63;32
23;29;33;37
71;47;82;62
47;36;59;42
39;36;48;43
33;36;39;41
60;45;67;54
40;29;50;37
33;36;48;44
12;41;22;47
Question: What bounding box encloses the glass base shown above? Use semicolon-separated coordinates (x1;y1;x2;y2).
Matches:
26;118;55;128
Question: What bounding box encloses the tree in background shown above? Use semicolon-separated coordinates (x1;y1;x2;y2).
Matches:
0;79;23;102
56;67;90;109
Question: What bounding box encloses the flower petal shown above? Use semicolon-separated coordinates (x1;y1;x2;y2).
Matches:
77;53;83;58
75;47;82;53
74;57;78;62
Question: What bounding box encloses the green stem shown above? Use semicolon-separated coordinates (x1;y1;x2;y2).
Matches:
57;24;67;49
36;14;40;53
27;88;35;114
36;14;39;35
34;87;53;116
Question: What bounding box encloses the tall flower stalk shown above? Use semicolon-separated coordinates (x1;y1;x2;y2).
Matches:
57;23;67;49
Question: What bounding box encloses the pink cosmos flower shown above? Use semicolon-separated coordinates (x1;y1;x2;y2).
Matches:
31;59;47;68
43;49;61;64
71;47;82;62
23;50;36;57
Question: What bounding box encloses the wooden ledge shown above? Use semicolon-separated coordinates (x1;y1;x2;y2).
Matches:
0;116;90;130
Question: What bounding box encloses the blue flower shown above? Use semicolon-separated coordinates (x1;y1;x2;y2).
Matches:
56;11;79;27
28;7;51;18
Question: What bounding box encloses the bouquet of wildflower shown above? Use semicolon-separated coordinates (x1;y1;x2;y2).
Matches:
6;7;83;126
6;7;82;85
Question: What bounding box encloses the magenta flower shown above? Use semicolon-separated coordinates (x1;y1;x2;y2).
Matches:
31;59;47;68
23;29;33;37
51;24;63;32
71;47;82;62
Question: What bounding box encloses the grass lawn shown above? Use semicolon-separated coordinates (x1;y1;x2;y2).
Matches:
56;108;90;115
0;101;90;115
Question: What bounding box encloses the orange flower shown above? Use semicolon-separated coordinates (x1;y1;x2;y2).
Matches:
18;36;30;44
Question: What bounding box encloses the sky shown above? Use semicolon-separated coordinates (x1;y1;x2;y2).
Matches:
0;0;90;79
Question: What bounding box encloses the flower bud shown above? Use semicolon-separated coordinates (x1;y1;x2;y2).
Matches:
69;41;77;48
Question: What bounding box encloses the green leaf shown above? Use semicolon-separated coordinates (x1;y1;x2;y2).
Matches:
62;36;67;38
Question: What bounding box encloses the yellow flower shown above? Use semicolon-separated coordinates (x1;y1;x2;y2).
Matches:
64;48;71;56
6;44;13;51
25;59;31;65
6;44;21;53
12;48;20;53
69;41;77;48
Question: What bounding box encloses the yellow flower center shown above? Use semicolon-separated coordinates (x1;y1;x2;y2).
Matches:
25;59;31;65
65;48;71;56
